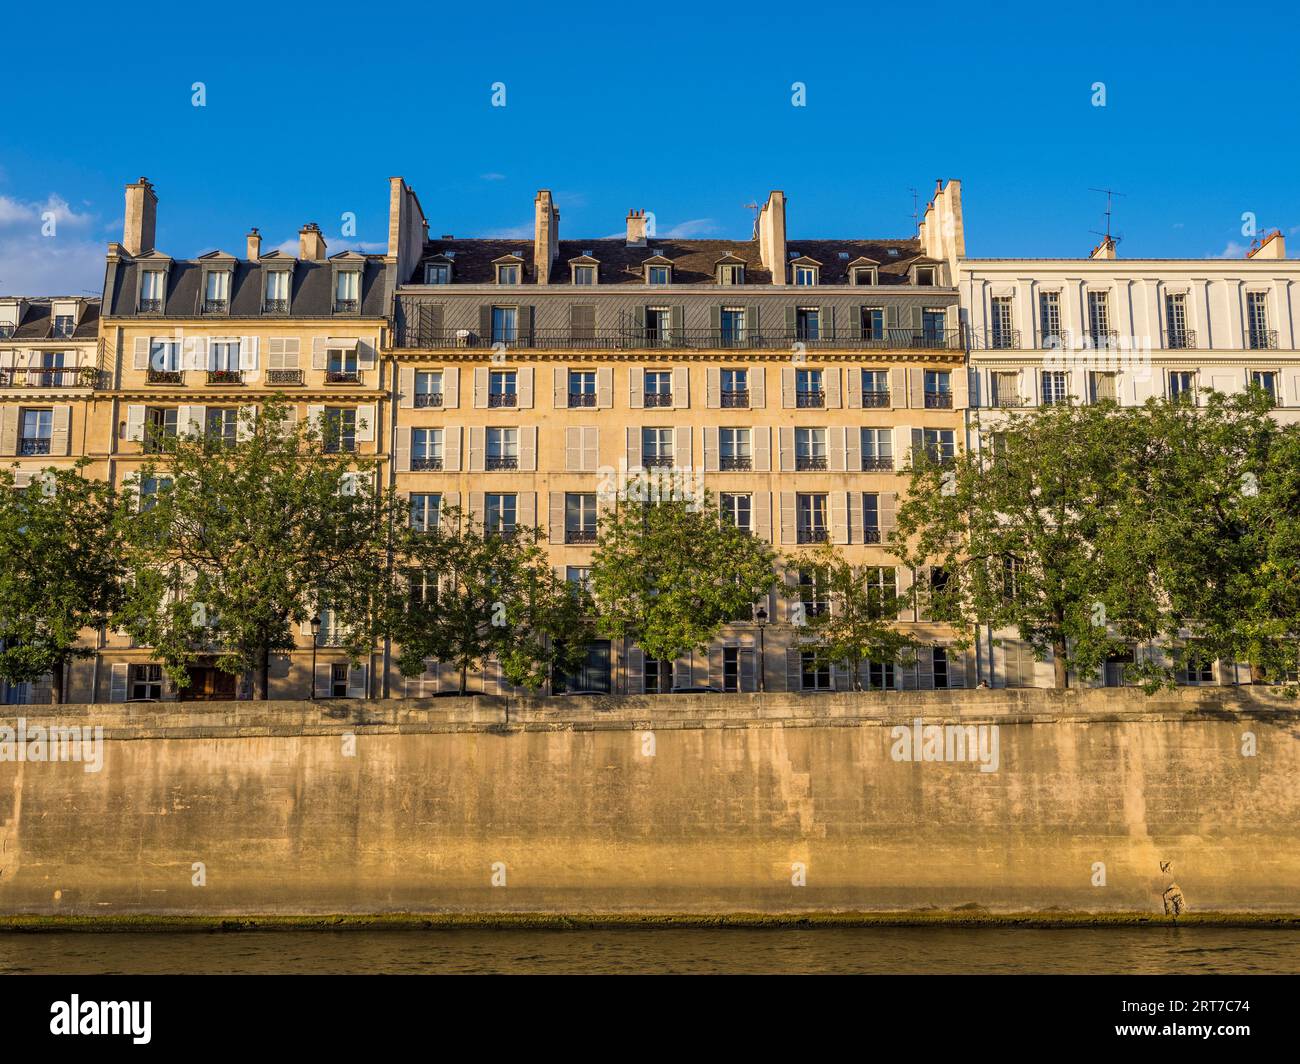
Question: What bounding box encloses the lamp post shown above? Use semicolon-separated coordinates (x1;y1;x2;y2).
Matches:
309;616;321;698
755;606;768;694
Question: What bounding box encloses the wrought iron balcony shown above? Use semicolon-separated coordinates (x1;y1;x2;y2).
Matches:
207;369;243;385
797;528;828;544
1249;328;1278;350
411;456;443;471
334;299;359;314
863;528;882;544
642;454;673;469
486;456;518;471
861;390;890;407
0;367;91;388
987;328;1020;350
19;438;51;455
138;298;163;313
992;391;1024;408
643;392;673;408
146;368;184;384
325;370;361;384
203;299;229;314
50;320;75;338
414;391;443;408
565;528;597;545
568;391;597;407
267;369;303;386
861;456;894;471
719;456;752;471
487;392;517;408
796;390;825;408
925;392;953;409
263;299;289;313
1166;329;1197;350
796;456;828;471
1086;330;1119;349
720;389;749;408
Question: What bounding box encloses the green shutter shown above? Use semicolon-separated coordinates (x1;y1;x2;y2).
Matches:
479;304;492;340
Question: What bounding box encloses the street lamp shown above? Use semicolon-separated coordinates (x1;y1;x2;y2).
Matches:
309;615;321;699
755;606;768;694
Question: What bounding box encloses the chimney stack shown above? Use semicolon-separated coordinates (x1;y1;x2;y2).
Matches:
1089;235;1117;260
246;227;261;261
534;190;560;283
756;191;788;285
299;223;327;261
123;177;158;256
1248;229;1286;259
626;209;647;247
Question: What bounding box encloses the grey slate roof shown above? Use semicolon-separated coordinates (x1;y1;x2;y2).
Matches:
1;297;100;341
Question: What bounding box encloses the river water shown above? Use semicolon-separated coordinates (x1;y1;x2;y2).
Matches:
2;927;1297;975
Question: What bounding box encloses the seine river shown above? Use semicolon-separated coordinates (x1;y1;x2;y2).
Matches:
2;927;1297;975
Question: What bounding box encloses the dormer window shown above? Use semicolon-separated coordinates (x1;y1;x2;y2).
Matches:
264;270;290;312
496;262;521;285
914;265;937;286
573;265;596;285
794;265;817;286
648;265;670;285
850;265;878;286
204;271;231;313
335;270;360;313
425;261;451;284
717;263;745;285
140;270;166;312
51;314;75;338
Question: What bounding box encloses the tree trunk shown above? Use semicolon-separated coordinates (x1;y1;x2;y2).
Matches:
252;647;271;701
49;660;65;705
1052;640;1069;689
460;661;468;695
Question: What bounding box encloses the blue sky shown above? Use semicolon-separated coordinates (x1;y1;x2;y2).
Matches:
2;0;1298;295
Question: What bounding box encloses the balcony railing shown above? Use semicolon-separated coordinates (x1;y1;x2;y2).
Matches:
719;456;752;471
643;392;673;408
568;391;596;408
1166;329;1197;350
1249;328;1278;350
924;391;953;409
266;369;303;386
411;456;443;471
861;456;894;471
0;367;92;388
1087;330;1119;349
863;528;882;544
393;320;966;351
992;394;1025;408
138;298;163;313
146;368;184;384
486;456;518;471
987;328;1020;350
263;299;288;313
643;454;673;469
487;392;517;408
207;369;243;385
325;370;361;384
414;391;443;408
795;390;825;408
203;299;229;314
861;390;890;407
19;438;51;455
720;389;749;408
565;528;597;545
797;528;828;544
796;456;828;471
334;299;359;314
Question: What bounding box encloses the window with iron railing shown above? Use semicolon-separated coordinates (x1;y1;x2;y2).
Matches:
565;493;598;543
486;427;518;470
861;369;889;407
720;493;751;532
641;427;673;468
484;493;517;535
861;307;885;341
19;408;51;455
795;368;824;407
861;428;892;471
1169;371;1196;402
409;493;441;532
924;370;952;408
1041;370;1069;406
335;271;360;313
795;428;827;471
323;408;357;453
719;428;751;471
991;371;1021;408
414;370;443;407
1248;292;1275;349
569;370;596;407
719;307;746;344
411;428;443;470
862;492;882;543
798;569;830;615
721;368;748;407
1251;371;1279;406
326;348;360;384
643;370;672;407
1039;291;1063;348
488;370;517;407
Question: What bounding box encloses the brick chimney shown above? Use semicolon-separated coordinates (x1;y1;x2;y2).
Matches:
299;223;327;261
1248;229;1286;259
626;209;647;247
534;190;559;283
123;177;158;256
1090;235;1117;260
246;227;261;262
756;191;787;285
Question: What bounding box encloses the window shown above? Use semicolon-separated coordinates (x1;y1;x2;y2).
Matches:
210;340;239;374
644;656;673;694
327;347;359;381
720;307;746;344
795;308;820;341
1169;371;1195;402
414;370;443;408
721;368;748;407
1251;371;1278;405
495;263;520;285
642;427;673;467
130;664;163;701
795;428;827;471
565;493;598;543
851;267;878;286
264;270;289;311
572;264;596;285
913;265;937;286
861;492;882;543
796;493;828;543
51;314;75;337
794;265;817;286
645;307;671;344
1091;371;1117;402
921;308;947;346
918;429;956;463
144;407;178;452
1179;652;1215;685
647;265;671;286
800;651;831;691
1248;292;1272;349
138;476;172;512
149;339;181;373
924;370;952;408
718;264;745;285
569;370;596;407
409;493;441;532
861;428;892;471
205;407;239;448
204;270;230;312
720;492;752;532
1041;370;1069;405
799;569;830;617
486;427;519;470
335;270;360;312
861;307;884;341
992;371;1021;408
722;647;741;693
489;369;517;407
570;303;596;341
719;427;751;470
1039;291;1063;347
865;566;897;618
644;369;672;407
412;428;443;471
19;408;52;455
1087;290;1112;346
331;663;349;697
1165;292;1190;348
323;407;357;453
425;262;451;284
566;566;593;595
866;660;895;691
860;369;888;406
490;306;518;344
484;493;517;534
140;270;165;311
795;368;824;407
990;296;1015;348
932;647;950;689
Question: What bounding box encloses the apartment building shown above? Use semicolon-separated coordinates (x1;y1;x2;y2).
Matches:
960;228;1300;688
383;178;972;696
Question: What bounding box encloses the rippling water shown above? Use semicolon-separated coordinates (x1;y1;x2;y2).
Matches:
2;927;1297;975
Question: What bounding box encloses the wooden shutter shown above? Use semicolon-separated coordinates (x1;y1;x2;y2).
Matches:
893;427;912;469
478;305;492;340
828;426;847;472
703;427;719;472
395;427;411;472
570;303;595;340
473;366;489;408
549;491;565;544
469;491;486;524
754;491;772;541
179;405;206;435
124;404;146;443
825;366;842;408
750;366;766;408
627;648;645;694
239;335;260;371
706;367;721;408
50;405;72;455
346;664;369;699
953;366;970;409
847;366;862;408
133;337;149;371
626;426;641;468
311;337;329;370
518;366;534;408
831;491;850;544
672;365;689;408
779;491;796;544
399;365;415;409
674;426;692;468
582;426;598;471
565;426;582;471
269;337;300;370
896;566;915;622
753;426;771;472
629;367;644;408
357;340;376;371
889;366;907;409
785;649;803;693
781;365;796;408
671;305;685;338
778;427;794;472
740;648;756;692
553;366;567;408
313;663;332;698
908;368;925;409
355;404;376;443
110;663;129;702
444;366;460;408
596;367;613;409
708;647;724;690
846;427;861;470
443;426;462;471
518;490;536;528
517;305;534;346
520;426;537;471
236;404;257;443
468;426;485;472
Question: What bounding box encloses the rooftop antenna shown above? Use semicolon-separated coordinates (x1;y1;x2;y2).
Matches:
909;187;920;236
744;201;760;239
1089;187;1126;242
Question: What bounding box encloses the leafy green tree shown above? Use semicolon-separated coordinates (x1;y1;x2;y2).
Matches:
589;485;777;667
781;540;916;690
389;505;590;694
0;463;124;703
116;402;396;699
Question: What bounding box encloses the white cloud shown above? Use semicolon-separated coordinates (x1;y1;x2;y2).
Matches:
479;222;534;239
660;218;718;239
1214;240;1250;258
480;172;506;182
269;236;386;256
0;193;92;231
0;233;104;296
0;197;30;226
